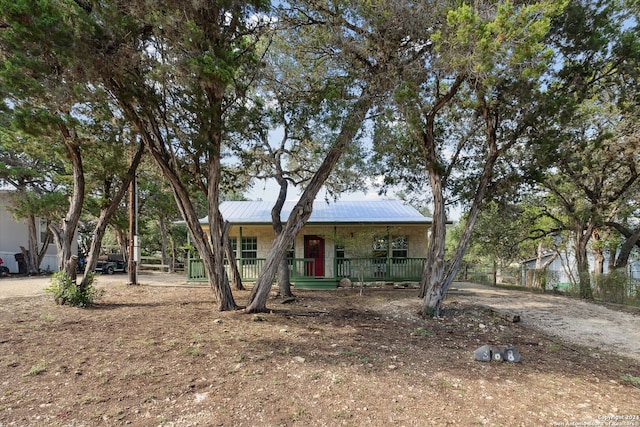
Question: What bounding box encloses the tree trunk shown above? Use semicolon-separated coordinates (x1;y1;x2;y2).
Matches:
222;220;243;290
168;228;177;274
277;257;293;298
574;222;594;299
50;121;85;278
421;87;500;317
206;157;237;310
273;170;293;298
246;200;313;312
535;252;558;290
25;214;45;274
611;225;640;269
419;173;446;305
82;209;111;284
113;90;238;311
417;76;464;305
423;170;494;316
197;209;238;311
532;242;545;289
79;141;144;290
592;243;605;297
535;242;544;269
159;216;169;271
245;93;372;313
591;228;606;276
115;227;129;263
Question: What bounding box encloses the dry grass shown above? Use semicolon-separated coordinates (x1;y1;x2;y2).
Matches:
0;284;639;426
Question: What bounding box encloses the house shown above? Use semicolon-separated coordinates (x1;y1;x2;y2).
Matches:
521;250;640;291
0;189;61;274
521;253;569;290
187;199;432;288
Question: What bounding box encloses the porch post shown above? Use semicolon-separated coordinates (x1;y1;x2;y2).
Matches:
238;226;243;279
186;232;192;280
333;226;337;281
386;226;391;279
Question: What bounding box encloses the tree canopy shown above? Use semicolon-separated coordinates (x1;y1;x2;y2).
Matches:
1;0;638;312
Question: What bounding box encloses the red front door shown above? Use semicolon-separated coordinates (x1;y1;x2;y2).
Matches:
304;235;324;277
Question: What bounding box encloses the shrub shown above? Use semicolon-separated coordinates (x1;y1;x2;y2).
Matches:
595;270;628;304
45;272;103;307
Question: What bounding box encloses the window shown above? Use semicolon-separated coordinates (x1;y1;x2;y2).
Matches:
228;237;238;259
241;237;257;259
391;236;408;258
372;236;388;258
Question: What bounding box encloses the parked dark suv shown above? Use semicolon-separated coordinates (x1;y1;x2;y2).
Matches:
95;253;127;274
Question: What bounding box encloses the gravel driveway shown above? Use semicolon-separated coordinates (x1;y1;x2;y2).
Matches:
454;281;640;361
0;271;193;299
2;274;638;361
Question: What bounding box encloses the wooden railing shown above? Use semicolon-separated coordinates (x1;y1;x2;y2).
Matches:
139;256;170;271
335;257;424;282
187;257;424;283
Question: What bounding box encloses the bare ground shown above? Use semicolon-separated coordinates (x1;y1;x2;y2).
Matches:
0;273;639;426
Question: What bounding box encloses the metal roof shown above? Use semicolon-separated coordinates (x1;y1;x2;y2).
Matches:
207;200;431;225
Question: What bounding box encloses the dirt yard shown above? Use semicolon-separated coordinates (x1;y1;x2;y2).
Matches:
0;273;639;426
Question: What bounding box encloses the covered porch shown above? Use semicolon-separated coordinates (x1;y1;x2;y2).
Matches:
186;256;426;289
186;200;431;289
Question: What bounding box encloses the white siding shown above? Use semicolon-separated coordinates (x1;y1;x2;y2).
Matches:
0;190;66;273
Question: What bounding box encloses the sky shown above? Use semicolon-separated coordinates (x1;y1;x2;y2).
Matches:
244;177;463;221
244;177;389;203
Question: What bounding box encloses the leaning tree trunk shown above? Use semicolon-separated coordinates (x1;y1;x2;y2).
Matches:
421;92;501;317
609;224;640;269
79;141;144;290
114;90;238;311
421;166;491;317
222;220;243;290
82;210;111;284
245;93;372;313
246;199;314;312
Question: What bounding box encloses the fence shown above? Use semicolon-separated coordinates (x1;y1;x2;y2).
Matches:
455;264;520;286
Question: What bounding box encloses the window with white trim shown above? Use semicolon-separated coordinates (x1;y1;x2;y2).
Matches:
372;236;388;258
241;237;257;260
391;236;408;258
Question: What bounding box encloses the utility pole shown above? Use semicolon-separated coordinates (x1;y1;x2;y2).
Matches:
128;174;138;285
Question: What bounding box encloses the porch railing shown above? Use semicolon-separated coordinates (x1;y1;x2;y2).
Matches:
187;257;424;283
187;257;317;282
336;257;424;282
